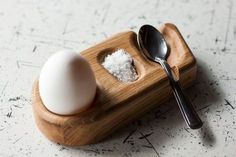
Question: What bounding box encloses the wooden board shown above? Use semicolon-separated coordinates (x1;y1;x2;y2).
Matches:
32;23;197;146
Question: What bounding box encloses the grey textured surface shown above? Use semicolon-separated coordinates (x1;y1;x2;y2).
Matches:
0;0;236;156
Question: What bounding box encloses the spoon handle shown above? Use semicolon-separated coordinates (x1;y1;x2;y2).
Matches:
159;59;203;129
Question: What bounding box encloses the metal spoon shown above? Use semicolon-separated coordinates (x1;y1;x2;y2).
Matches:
138;24;203;129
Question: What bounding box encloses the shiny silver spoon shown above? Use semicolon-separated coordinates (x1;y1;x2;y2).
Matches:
138;24;203;129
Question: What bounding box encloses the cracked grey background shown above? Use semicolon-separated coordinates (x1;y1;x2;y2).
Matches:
0;0;236;156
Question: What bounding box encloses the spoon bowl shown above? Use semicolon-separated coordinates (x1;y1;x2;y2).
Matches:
138;25;169;61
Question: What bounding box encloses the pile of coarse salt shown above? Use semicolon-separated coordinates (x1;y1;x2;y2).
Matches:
102;49;138;82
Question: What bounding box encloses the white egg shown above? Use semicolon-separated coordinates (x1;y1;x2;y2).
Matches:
39;50;96;115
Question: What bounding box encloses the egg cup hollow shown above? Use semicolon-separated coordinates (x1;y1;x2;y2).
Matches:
32;23;197;146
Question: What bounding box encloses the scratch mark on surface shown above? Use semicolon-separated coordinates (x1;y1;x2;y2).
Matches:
155;0;160;8
62;19;69;35
16;60;40;68
20;63;40;68
142;145;153;148
139;131;160;157
16;60;31;68
234;26;236;40
155;108;172;119
1;81;8;97
191;94;198;102
130;26;137;30
20;95;31;105
13;137;23;144
138;15;146;19
209;9;215;25
123;129;136;143
224;99;235;110
59;146;69;151
101;3;110;24
224;0;233;47
139;132;153;139
215;37;219;44
197;104;212;111
83;148;99;154
13;104;22;108
184;127;195;137
184;127;190;133
32;45;37;52
9;96;21;102
101;32;108;38
6;107;12;118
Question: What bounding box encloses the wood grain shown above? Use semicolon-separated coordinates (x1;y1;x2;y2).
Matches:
32;23;197;146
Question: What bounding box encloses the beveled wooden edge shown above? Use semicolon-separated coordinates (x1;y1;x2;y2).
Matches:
160;23;196;71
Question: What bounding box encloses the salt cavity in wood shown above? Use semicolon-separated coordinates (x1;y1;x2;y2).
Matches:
102;49;138;82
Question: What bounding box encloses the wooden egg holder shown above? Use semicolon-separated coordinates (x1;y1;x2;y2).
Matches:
32;23;197;146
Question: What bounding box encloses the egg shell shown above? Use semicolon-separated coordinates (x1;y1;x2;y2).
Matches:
39;50;96;115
